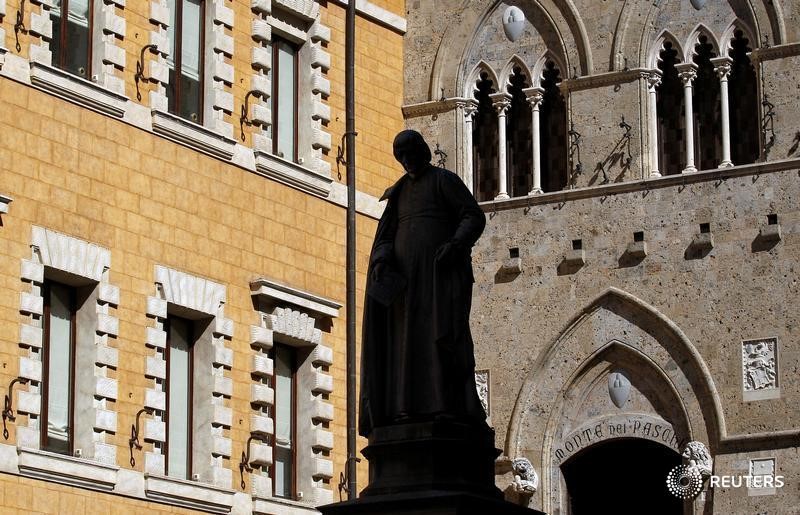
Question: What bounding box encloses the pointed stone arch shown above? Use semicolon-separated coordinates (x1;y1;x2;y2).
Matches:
685;23;722;61
647;29;684;69
504;287;725;512
720;18;756;56
499;55;533;92
531;51;567;89
426;0;592;102
464;60;501;98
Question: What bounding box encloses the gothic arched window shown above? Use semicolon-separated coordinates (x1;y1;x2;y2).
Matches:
656;41;685;176
507;67;533;197
540;61;567;193
728;30;760;165
473;73;499;201
692;35;722;170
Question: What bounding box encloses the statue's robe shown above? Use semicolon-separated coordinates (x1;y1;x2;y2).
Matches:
358;164;487;437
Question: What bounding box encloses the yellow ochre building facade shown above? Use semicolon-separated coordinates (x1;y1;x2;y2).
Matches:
0;0;405;513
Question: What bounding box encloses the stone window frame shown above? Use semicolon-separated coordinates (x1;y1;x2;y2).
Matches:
248;278;340;510
460;51;568;200
141;265;235;512
644;21;760;177
249;0;334;197
16;227;120;467
147;0;237;159
25;0;128;103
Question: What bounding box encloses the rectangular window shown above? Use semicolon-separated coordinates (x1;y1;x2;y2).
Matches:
166;0;204;123
270;38;298;162
272;344;296;498
50;0;93;78
41;281;76;454
165;315;193;479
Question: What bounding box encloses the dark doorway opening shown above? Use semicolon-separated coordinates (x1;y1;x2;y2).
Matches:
561;438;683;515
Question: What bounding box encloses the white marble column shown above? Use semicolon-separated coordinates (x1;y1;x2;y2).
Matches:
711;56;734;168
461;100;478;194
524;87;545;194
676;63;698;173
645;72;662;177
490;93;512;200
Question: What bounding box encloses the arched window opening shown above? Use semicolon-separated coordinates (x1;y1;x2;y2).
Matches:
540;62;567;193
692;35;721;171
473;73;499;202
507;67;533;197
656;42;684;176
728;30;760;165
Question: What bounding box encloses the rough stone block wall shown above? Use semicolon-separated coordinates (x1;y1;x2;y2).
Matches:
471;164;800;511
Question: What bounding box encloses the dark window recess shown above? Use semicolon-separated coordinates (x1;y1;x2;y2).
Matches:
692;35;722;171
634;231;644;242
728;30;760;166
540;61;568;193
473;72;498;202
166;0;204;123
767;214;778;225
572;239;583;250
700;223;710;234
50;0;93;78
509;247;520;259
271;38;299;162
507;67;533;197
656;41;685;176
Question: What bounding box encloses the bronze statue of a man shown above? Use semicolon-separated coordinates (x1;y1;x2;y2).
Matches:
359;130;487;437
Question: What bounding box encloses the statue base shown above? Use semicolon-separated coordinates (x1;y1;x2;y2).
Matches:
319;421;545;515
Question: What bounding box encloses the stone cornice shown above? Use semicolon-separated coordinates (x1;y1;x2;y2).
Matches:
750;42;800;62
480;158;800;212
328;0;406;34
402;97;473;119
560;68;651;92
250;278;342;319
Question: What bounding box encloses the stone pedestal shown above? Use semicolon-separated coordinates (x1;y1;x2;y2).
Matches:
319;421;545;515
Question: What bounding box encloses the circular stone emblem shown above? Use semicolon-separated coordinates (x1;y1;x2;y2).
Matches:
666;465;704;499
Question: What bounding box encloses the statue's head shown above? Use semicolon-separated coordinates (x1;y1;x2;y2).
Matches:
393;130;432;175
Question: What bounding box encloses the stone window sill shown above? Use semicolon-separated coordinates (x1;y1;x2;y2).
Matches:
17;447;119;492
29;62;128;118
144;473;235;514
252;494;320;515
152;110;237;161
254;150;333;198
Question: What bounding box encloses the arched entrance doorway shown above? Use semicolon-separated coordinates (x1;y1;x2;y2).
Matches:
561;438;682;514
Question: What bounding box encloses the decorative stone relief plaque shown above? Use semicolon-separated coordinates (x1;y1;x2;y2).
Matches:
475;369;490;415
742;338;780;401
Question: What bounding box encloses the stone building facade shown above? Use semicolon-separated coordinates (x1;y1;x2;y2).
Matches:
0;0;404;513
402;1;800;513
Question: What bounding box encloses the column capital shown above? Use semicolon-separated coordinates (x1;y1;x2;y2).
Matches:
644;70;662;90
710;56;733;79
675;63;698;84
457;99;479;119
489;92;512;113
522;87;545;107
